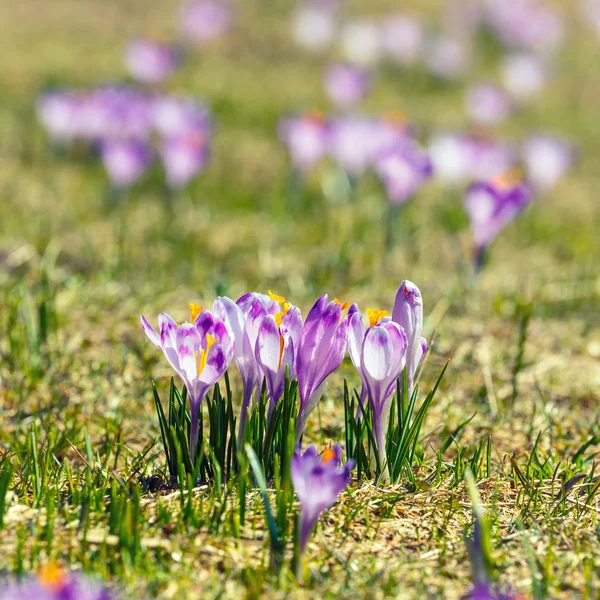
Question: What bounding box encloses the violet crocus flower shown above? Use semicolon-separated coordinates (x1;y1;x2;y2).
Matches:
124;39;180;84
0;564;113;600
160;130;210;189
254;302;303;416
521;134;576;192
465;83;513;127
291;445;354;564
180;0;233;46
380;15;423;66
328;116;380;177
279;112;330;173
295;296;353;441
464;172;532;270
99;139;153;189
141;307;234;462
392;281;427;393
151;95;211;138
348;308;407;478
323;63;370;109
500;53;547;102
213;295;270;442
375;143;433;204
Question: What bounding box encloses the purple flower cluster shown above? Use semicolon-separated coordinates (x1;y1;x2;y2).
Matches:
279;112;432;204
37;88;212;190
0;565;112;600
142;282;427;456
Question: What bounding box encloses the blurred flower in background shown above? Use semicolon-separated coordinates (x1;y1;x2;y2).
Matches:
521;134;577;192
279;112;330;173
292;2;337;53
100;139;153;189
465;83;513;127
125;39;181;84
161;130;211;189
323;62;370;109
379;14;424;67
180;0;233;47
424;35;470;80
340;20;382;67
499;53;547;103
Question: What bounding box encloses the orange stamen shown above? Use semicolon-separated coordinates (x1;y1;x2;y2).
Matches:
38;564;66;592
492;168;522;190
322;447;337;464
334;297;349;310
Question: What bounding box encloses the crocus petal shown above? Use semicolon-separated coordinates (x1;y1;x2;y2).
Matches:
141;315;161;348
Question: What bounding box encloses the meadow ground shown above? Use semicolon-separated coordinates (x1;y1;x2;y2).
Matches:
1;0;600;598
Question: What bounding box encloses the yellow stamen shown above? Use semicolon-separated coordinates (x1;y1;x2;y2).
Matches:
492;168;522;190
273;302;291;327
321;447;336;464
334;297;349;310
189;303;204;323
268;290;286;304
195;333;217;376
38;564;65;592
366;308;389;329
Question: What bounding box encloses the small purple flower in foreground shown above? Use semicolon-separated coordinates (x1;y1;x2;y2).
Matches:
291;445;354;560
296;296;353;441
279;112;330;173
464;172;532;270
160;130;211;189
521;134;576;192
141;306;234;462
125;39;180;84
180;0;233;47
347;308;407;478
374;143;432;204
465;83;513;127
99;139;153;189
323;63;370;109
0;564;113;600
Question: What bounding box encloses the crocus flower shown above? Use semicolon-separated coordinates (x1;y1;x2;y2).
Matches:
465;83;513;127
392;281;427;392
295;296;353;441
124;39;180;84
279;112;330;173
424;35;470;80
347;308;407;478
291;445;354;564
292;4;337;53
160;129;211;189
328;116;379;176
180;0;233;46
99;139;153;189
484;0;564;56
36;91;80;143
0;564;113;600
380;14;423;66
141;306;234;462
374;143;433;204
323;63;370;109
151;95;211;138
499;53;547;102
464;172;532;270
254;300;303;416
340;20;382;67
521;134;576;192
